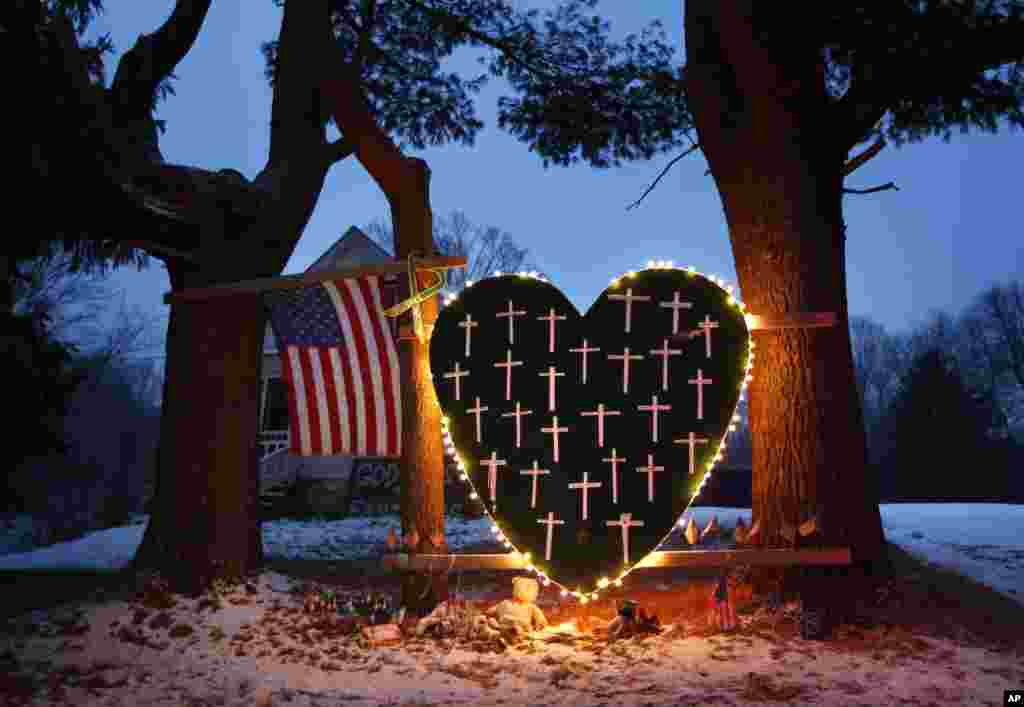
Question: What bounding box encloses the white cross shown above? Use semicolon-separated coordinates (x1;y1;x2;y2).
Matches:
458;313;478;357
493;349;523;401
697;315;720;358
568;471;602;521
650;338;683;392
608;347;644;394
443;361;469;401
688;368;714;420
538;308;567;353
568;339;600;385
607;513;645;565
479;451;507;503
520;461;550;508
638;394;672;443
467;396;489;443
495;300;527;345
636;453;665;502
659;291;693;335
538;366;565;412
580;403;621;447
602;448;626;504
608;288;651;334
541;415;569;462
537;512;565;562
674;431;710;475
501;401;533;448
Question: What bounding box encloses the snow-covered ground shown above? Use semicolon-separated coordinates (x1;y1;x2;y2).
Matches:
1;504;1021;604
0;505;1022;706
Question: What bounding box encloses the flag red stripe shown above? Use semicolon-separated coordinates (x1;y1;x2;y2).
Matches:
279;346;304;455
335;283;378;455
298;350;323;455
357;277;399;456
318;347;342;455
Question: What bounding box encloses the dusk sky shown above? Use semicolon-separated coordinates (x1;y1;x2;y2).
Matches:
88;1;1023;364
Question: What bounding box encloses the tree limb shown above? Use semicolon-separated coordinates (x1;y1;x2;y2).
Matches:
842;181;899;195
269;0;330;165
110;0;213;116
325;138;356;165
842;138;885;176
626;143;702;210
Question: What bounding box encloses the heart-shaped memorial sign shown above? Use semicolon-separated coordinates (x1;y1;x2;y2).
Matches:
430;266;751;597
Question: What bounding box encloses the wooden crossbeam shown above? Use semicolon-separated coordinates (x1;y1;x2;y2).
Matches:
745;312;837;330
381;547;851;572
162;255;468;304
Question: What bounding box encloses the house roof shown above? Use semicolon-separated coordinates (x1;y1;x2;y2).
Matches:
263;226;392;354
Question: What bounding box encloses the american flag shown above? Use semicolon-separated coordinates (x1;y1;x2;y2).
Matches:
264;276;402;457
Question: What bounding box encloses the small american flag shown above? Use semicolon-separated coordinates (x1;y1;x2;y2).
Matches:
265;276;401;457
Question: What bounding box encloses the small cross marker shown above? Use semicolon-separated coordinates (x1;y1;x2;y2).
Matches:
541;415;569;463
608;347;644;394
697;315;720;358
602;448;626;504
638;394;672;443
538;366;565;412
537;512;565;562
674;431;710;475
580;403;621;447
495;300;527;345
650;338;682;392
608;288;651;334
537;308;567;353
493;349;523;401
688;368;714;420
607;513;645;565
520;461;550;508
636;454;665;502
658;291;693;335
479;451;508;504
467;396;489;443
443;361;469;401
568;471;602;521
568;339;600;384
458;313;478;357
501;401;533;448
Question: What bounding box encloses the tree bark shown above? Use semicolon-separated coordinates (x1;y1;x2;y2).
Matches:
133;265;266;593
131;0;334;594
391;159;448;615
684;2;885;607
323;57;449;613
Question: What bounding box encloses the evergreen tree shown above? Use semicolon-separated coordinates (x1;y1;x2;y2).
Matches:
882;348;998;501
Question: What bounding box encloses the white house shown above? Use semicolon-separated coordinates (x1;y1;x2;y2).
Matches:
258;226;402;516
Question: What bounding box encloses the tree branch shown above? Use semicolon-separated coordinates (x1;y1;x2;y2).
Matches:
842;181;899;195
325;138;356;165
842;138;885;176
110;0;213;116
269;0;331;165
50;15;128;180
626;143;702;210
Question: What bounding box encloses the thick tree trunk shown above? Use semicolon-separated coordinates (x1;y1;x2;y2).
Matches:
133;267;265;594
684;2;885;615
392;158;448;615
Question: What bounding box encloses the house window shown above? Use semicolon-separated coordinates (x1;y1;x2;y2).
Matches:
260;377;291;432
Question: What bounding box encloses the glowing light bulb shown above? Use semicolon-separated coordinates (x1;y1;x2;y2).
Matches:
469;492;478;499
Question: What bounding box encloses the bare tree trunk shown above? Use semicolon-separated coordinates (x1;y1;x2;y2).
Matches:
133;270;265;593
684;1;885;620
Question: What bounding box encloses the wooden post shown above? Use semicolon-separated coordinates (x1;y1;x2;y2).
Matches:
392;158;449;616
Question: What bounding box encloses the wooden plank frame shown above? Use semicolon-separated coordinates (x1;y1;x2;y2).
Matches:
162;255;467;304
382;547;852;572
745;312;837;330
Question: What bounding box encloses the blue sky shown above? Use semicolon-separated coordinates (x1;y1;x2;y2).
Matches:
88;1;1024;362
